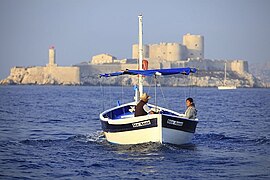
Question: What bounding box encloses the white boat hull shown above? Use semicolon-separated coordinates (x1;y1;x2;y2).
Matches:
162;127;194;145
218;86;237;90
104;123;161;144
104;124;195;145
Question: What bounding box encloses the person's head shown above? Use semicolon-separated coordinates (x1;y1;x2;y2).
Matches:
186;97;195;107
140;93;151;102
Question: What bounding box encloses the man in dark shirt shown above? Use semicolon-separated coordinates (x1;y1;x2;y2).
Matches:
135;93;154;117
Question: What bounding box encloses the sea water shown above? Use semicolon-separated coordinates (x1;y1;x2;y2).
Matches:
0;86;269;179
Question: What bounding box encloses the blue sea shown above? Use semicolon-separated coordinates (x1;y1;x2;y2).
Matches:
0;86;269;179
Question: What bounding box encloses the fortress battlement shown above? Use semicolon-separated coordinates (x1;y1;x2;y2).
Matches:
90;33;248;74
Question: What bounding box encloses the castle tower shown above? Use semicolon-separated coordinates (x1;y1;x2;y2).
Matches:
132;44;149;59
183;33;204;60
47;46;57;67
230;60;249;74
166;43;187;61
149;43;167;61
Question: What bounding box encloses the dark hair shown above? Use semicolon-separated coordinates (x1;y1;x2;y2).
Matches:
186;97;195;107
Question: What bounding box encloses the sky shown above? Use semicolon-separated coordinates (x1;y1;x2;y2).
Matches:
0;0;270;79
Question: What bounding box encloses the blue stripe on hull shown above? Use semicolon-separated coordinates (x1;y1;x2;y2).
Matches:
162;115;198;133
101;118;158;133
100;115;198;134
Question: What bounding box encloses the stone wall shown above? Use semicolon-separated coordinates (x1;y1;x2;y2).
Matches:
91;54;117;64
170;59;248;74
46;66;80;84
1;66;80;85
230;60;249;73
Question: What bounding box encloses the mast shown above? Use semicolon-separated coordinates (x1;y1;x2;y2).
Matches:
138;15;143;97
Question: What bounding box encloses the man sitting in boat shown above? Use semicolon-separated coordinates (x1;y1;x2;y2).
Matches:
135;93;154;117
184;97;197;119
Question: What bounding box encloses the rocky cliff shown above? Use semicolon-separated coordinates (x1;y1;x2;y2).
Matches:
1;66;266;87
81;70;266;88
0;66;80;85
249;62;270;88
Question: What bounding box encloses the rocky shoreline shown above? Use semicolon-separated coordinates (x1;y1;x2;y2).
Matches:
1;69;267;88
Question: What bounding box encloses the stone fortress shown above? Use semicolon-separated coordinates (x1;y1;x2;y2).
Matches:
1;46;80;85
0;33;264;87
89;33;248;74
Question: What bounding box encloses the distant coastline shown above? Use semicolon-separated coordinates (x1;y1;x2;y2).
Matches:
0;65;266;88
1;34;269;88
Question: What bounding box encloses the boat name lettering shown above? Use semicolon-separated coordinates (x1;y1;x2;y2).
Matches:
132;120;151;128
167;119;183;126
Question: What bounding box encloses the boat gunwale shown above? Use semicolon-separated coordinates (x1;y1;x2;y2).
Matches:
99;102;198;124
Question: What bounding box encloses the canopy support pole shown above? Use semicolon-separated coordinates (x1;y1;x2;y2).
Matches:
154;75;157;111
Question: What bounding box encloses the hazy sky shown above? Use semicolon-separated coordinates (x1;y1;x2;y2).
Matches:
0;0;269;79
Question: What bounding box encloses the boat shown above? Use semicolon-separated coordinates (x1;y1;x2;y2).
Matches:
98;15;198;145
218;62;237;90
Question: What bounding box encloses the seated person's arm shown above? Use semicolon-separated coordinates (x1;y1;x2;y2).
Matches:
143;105;155;114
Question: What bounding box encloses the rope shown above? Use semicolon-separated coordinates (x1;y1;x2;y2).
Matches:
121;76;124;104
99;78;105;111
147;76;153;95
189;72;197;99
188;75;192;97
147;76;170;110
158;76;169;109
184;75;188;100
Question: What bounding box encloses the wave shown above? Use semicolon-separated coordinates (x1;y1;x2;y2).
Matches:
0;109;14;114
40;119;63;124
250;136;270;145
68;131;106;143
20;131;106;146
110;142;163;153
18;132;269;154
195;133;270;145
20;139;61;146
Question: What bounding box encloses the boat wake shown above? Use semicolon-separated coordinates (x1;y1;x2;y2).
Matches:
110;142;163;154
69;131;106;143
